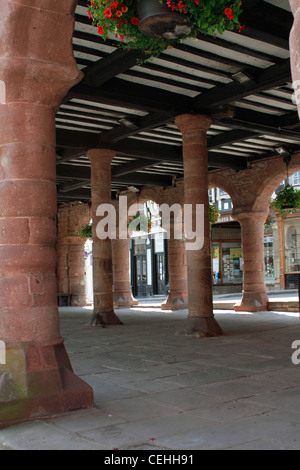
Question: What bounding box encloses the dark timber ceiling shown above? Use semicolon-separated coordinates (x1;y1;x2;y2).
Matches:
56;0;299;203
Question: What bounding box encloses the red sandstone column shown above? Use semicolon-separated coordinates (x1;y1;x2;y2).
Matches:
0;1;93;427
66;236;87;306
290;1;300;118
234;212;269;312
87;149;122;326
161;216;188;310
112;238;138;307
175;114;223;336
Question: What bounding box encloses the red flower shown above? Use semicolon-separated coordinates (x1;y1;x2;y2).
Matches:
104;7;112;17
224;7;232;16
131;16;139;25
97;25;104;35
239;24;245;32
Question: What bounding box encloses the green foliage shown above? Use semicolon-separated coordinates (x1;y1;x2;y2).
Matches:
270;185;300;218
209;202;220;227
87;0;244;60
128;212;152;232
78;223;92;238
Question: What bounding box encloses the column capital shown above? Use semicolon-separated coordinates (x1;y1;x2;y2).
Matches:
233;211;269;225
0;2;82;107
175;114;212;134
289;0;299;15
87;148;116;163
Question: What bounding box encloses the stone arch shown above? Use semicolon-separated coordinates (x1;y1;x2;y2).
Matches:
208;173;237;204
252;152;300;212
138;186;166;207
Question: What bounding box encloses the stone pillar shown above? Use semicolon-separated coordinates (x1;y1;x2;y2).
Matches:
161;215;188;310
290;1;300;117
175;114;223;337
0;1;93;427
87;149;122;326
234;212;269;312
112;238;138;307
56;202;91;306
66;236;87;306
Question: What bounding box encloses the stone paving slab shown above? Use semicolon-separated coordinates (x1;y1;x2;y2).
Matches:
1;305;300;450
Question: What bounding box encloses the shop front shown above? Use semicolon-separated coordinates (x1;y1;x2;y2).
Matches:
276;212;300;289
261;210;300;291
211;220;243;292
130;231;169;298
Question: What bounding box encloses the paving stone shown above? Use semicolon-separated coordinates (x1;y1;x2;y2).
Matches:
1;303;300;450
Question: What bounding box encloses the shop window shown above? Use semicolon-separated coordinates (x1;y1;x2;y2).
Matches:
284;219;300;273
134;238;146;255
264;235;275;283
221;227;240;240
212;243;221;284
222;242;243;284
211;223;242;285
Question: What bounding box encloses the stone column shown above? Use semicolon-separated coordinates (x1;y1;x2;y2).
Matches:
234;212;269;312
0;1;93;427
112;238;138;307
175;114;223;337
87;149;122;326
290;1;300;118
66;236;87;306
161;215;188;310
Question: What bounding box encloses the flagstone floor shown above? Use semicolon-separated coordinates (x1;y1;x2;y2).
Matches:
1;300;300;450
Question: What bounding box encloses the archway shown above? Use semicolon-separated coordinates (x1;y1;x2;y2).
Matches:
267;170;300;290
208;185;243;294
129;199;168;299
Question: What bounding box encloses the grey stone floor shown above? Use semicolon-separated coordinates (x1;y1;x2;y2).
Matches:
1;301;300;450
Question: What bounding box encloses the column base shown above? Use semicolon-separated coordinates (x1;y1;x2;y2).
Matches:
0;341;93;429
161;293;188;310
176;316;223;338
91;311;123;327
234;293;269;312
113;291;138;308
71;294;88;307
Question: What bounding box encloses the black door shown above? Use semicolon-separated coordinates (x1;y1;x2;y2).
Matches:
136;255;147;297
155;253;166;295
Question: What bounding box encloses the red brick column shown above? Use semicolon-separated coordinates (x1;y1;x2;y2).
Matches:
175;114;223;337
161;216;188;310
234;212;269;312
0;1;93;427
87;149;122;326
112;238;138;307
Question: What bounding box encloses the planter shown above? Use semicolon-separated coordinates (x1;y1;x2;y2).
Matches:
137;0;192;39
270;184;300;218
279;207;297;218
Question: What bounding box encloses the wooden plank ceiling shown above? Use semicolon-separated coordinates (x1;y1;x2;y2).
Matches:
56;0;299;203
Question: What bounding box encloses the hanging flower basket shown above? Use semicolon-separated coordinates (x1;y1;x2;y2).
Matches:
78;223;92;238
128;212;152;232
209;202;220;227
270;184;300;218
87;0;244;60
